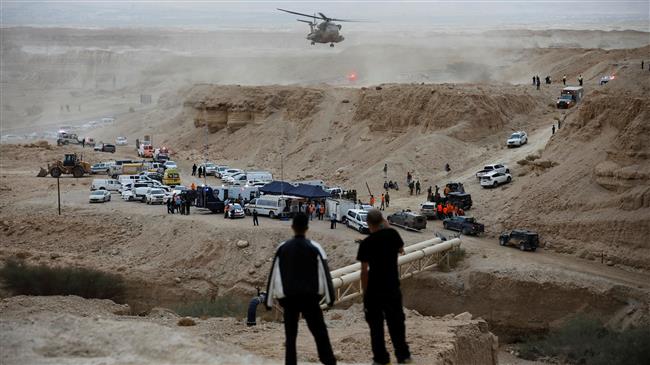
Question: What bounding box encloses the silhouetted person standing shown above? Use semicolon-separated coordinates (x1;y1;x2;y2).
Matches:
192;164;197;176
552;125;556;135
266;213;337;365
563;74;567;85
358;209;412;365
253;209;259;226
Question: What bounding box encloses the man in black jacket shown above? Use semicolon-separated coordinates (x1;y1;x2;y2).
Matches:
358;209;412;365
266;213;336;365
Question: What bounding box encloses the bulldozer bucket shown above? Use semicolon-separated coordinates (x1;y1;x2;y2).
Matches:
37;167;48;177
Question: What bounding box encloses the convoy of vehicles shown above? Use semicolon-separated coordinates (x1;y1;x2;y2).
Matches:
480;171;512;188
442;216;484;235
500;229;539;251
506;131;528;147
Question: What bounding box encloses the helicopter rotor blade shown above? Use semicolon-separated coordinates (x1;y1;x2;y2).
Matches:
297;19;314;25
278;8;326;20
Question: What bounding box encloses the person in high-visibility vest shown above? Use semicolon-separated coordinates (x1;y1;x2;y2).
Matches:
369;195;376;207
437;202;443;220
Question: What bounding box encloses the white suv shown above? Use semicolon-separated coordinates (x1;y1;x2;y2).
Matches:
507;131;528;147
480;171;512;188
145;188;166;204
343;209;369;234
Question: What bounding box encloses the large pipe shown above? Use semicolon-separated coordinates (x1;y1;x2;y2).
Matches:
330;237;443;278
330;238;461;289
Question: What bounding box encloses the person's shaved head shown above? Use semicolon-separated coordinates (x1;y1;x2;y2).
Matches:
366;209;383;227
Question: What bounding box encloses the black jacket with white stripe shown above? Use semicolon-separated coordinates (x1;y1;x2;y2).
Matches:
265;235;335;309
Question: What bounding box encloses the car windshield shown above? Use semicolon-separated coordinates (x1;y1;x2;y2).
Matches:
422;204;434;209
205;163;215;167
464;217;475;223
150;189;164;194
560;94;573;100
233;204;242;210
166;162;177;166
91;191;104;195
510;133;521;139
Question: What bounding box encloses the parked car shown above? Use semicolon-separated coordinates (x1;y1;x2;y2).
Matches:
89;190;111;203
506;131;528;147
163;161;178;170
162;168;181;186
91;178;121;192
99;143;116;153
115;136;128;146
475;163;509;179
480;171;512;188
446;192;473;210
500;229;539;251
198;162;218;176
387;210;427;231
420;202;437;219
121;189;135;201
91;162;113;174
145;188;166;205
442;216;484;235
343;209;369;233
214;166;230;178
226;203;246;219
139;171;163;182
220;168;243;179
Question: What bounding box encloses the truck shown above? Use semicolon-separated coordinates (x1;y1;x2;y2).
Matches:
557;86;584;109
195;186;225;213
154;147;169;162
56;131;82;146
325;197;364;222
138;144;154;158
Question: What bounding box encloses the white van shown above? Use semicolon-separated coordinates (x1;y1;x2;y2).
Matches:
244;195;301;218
344;209;369;234
91;179;121;192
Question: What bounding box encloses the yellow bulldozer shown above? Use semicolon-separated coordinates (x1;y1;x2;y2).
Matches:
38;153;91;178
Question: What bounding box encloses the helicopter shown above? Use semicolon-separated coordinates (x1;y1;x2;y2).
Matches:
277;8;359;47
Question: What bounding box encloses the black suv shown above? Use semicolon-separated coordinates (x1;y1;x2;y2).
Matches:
101;144;116;153
499;229;539;251
443;216;484;235
447;192;473;210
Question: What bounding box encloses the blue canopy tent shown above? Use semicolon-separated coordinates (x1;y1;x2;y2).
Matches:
259;181;331;199
258;181;298;195
289;184;331;199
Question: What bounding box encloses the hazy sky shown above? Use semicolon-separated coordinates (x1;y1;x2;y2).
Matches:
1;0;649;30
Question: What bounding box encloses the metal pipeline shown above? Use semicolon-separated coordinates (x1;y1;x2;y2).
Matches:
329;237;443;279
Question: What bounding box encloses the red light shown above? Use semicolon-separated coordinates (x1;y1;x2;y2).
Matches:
610;75;616;79
347;72;357;82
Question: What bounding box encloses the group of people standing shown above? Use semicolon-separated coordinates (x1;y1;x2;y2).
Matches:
265;210;412;365
534;74;583;87
166;192;192;215
299;200;326;220
191;164;207;178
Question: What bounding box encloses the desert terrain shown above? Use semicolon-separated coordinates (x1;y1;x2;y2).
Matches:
1;25;649;365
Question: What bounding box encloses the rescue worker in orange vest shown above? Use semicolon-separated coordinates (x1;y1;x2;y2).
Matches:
191;182;196;190
437;202;443;220
319;204;325;220
369;195;376;207
442;205;449;218
380;194;385;211
224;204;230;219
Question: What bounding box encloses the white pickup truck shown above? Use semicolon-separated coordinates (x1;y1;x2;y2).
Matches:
475;163;510;179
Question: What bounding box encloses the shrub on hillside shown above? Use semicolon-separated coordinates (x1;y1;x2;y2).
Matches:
0;259;125;300
518;315;650;365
